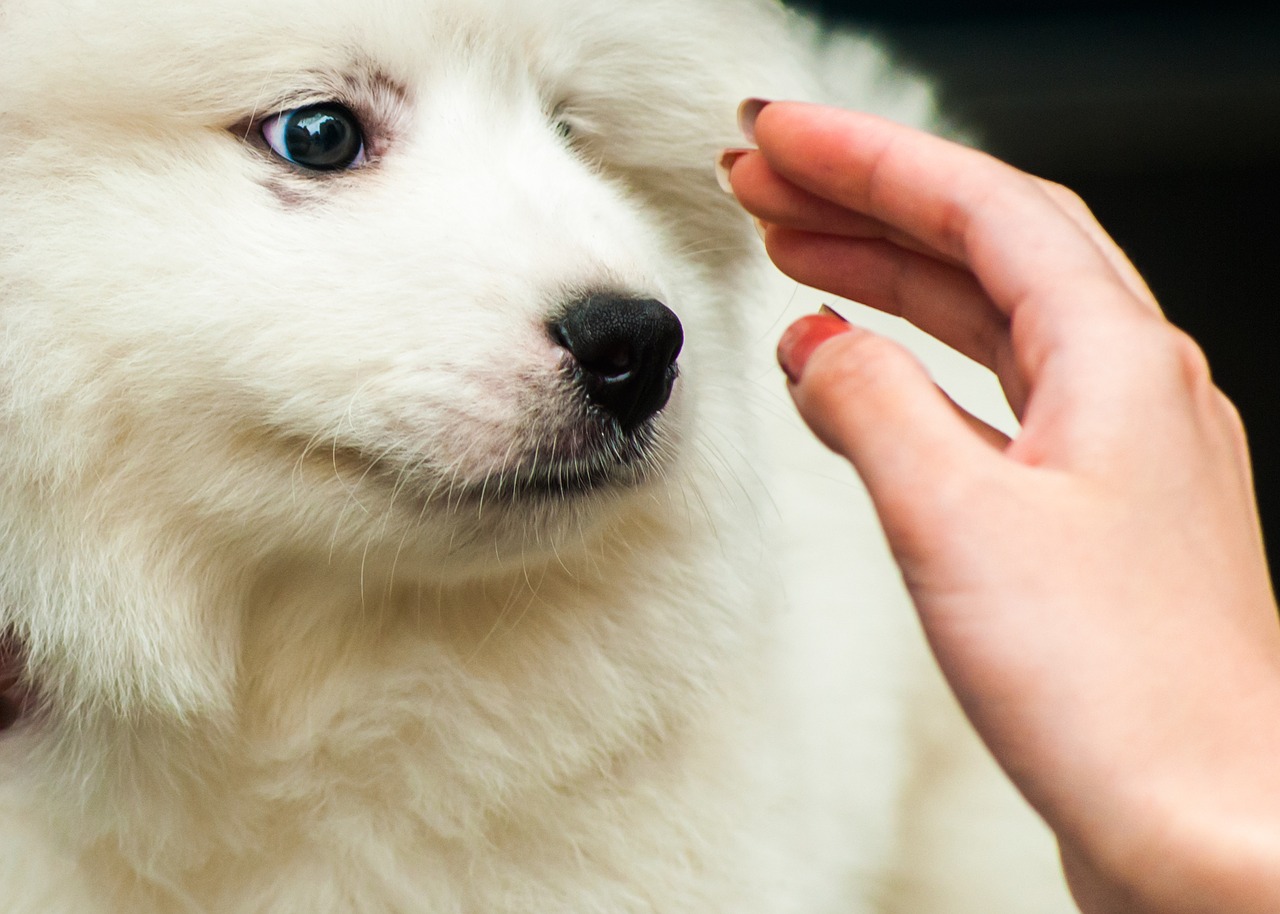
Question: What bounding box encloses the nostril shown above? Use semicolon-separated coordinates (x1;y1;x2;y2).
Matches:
549;294;683;430
550;322;628;382
596;344;632;378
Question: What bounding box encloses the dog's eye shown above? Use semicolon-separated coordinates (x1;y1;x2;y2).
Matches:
261;103;366;171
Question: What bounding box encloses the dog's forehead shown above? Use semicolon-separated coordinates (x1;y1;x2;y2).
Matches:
0;0;694;121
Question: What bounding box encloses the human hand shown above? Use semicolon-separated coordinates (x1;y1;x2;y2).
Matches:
718;100;1280;914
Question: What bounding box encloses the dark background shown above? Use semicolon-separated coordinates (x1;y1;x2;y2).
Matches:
787;2;1280;571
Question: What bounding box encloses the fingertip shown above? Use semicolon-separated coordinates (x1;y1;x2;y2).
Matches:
737;97;771;144
715;147;753;196
784;323;990;484
777;311;855;385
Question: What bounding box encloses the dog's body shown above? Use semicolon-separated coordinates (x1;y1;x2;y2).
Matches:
0;1;1073;910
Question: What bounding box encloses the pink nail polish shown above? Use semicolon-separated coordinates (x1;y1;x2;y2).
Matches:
777;312;856;385
737;98;770;144
715;148;751;195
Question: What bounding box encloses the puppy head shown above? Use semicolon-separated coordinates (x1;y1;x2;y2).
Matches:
0;0;799;714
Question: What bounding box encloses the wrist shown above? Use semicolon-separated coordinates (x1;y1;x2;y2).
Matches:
1064;798;1280;914
1055;677;1280;914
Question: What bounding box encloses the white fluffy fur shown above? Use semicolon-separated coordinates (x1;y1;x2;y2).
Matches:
0;0;1074;910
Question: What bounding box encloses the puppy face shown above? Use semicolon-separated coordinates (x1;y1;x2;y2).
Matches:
0;0;784;584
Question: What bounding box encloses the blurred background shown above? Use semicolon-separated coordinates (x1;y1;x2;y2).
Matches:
786;1;1280;570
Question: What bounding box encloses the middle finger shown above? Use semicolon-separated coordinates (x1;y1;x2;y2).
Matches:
762;226;1010;375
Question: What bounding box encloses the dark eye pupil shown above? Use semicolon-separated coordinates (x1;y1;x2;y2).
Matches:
283;105;363;170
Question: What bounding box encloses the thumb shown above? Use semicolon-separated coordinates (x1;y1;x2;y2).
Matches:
777;313;1000;554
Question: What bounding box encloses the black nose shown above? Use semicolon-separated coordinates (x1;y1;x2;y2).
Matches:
549;294;684;431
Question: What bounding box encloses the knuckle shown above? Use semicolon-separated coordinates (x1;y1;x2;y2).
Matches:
1040;179;1093;218
1166;325;1214;389
1127;320;1214;392
1214;389;1250;450
933;196;972;259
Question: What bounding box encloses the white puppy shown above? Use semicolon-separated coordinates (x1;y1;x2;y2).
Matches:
0;0;1075;911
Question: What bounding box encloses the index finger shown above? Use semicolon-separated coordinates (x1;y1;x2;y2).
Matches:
747;101;1158;332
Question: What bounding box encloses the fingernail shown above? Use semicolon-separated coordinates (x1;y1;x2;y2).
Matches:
753;217;768;242
715;147;752;195
737;98;770;144
777;312;856;385
818;304;849;322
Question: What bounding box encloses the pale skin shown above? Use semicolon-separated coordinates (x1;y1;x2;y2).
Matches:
717;100;1280;913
